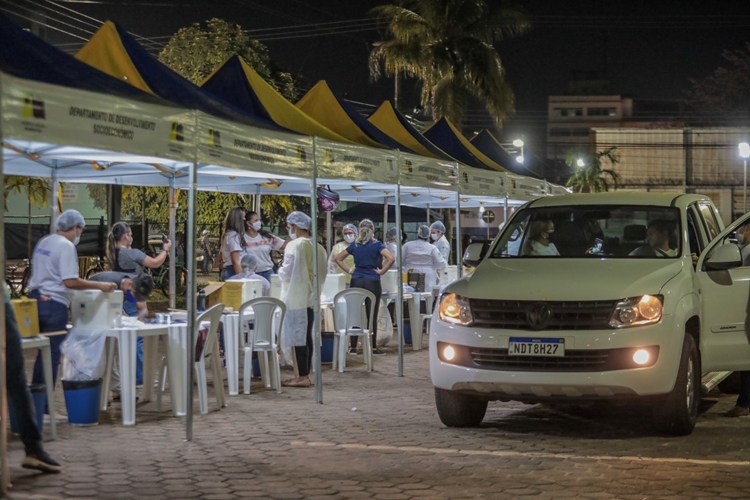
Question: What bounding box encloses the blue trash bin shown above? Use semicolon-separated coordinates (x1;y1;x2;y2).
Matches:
62;378;102;426
321;333;334;364
8;384;45;434
404;323;413;345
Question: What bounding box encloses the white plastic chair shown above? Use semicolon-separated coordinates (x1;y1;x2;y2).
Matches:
332;288;376;373
239;297;285;394
157;303;225;414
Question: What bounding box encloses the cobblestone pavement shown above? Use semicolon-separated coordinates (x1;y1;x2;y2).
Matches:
6;335;750;499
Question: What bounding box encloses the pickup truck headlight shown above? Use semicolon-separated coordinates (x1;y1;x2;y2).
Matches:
438;293;474;326
609;295;663;328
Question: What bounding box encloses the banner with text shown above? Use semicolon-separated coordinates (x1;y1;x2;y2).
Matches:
1;72;195;162
399;153;458;191
315;138;398;185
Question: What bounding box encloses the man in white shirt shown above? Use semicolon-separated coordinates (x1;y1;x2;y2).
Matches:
27;210;117;395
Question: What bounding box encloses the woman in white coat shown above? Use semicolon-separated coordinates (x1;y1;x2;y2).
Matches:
430;221;451;264
402;225;446;289
278;211;327;388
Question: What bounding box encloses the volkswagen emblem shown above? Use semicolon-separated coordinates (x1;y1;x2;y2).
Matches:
526;302;552;330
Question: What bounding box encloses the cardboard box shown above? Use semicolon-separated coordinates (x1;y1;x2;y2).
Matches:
11;298;39;337
222;279;264;310
71;290;124;329
203;282;224;309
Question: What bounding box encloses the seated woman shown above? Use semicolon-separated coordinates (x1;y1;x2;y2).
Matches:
521;219;560;256
228;254;271;296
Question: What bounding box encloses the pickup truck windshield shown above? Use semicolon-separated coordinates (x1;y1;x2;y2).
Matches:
492;205;682;258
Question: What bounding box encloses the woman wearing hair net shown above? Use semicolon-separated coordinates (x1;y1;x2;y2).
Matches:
278;211;327;387
334;219;395;356
27;210;117;404
402;224;447;289
385;227;400;268
327;223;358;284
430;221;451;263
229;254;271;296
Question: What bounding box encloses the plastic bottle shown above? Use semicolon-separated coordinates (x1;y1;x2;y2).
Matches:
197;289;206;312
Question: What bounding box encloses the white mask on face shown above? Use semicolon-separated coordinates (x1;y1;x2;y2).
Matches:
344;234;355;244
73;235;81;246
251;221;262;231
430;233;439;241
288;228;297;240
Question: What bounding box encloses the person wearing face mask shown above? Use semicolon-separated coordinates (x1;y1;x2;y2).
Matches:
327;223;358;284
430;221;451;263
278;211;328;387
27;210;118;400
107;221;172;275
243;210;286;281
385;226;400;268
401;225;446;290
334;219;395;356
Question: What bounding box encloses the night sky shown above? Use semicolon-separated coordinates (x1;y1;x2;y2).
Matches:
6;0;749;149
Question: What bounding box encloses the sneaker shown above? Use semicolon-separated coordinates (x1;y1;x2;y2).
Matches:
22;450;62;473
348;348;358;355
725;406;750;418
372;349;387;356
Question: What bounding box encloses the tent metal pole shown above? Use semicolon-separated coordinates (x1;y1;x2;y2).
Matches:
50;166;59;233
455;164;462;279
426;203;430;226
255;186;261;215
383;196;388;240
504;195;509;225
0;79;10;492
396;156;404;377
326;211;332;255
168;177;176;310
312;138;323;403
185;115;198;442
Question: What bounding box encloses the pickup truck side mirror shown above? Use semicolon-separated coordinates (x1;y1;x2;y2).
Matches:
463;242;485;267
705;243;742;271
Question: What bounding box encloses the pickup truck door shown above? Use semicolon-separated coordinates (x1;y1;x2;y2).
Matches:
696;211;750;371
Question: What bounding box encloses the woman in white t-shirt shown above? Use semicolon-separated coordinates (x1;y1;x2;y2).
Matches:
243;210;286;281
522;219;560;256
220;206;248;281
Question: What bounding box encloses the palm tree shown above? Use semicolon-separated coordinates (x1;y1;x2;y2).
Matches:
369;0;531;127
4;176;51;258
565;147;622;193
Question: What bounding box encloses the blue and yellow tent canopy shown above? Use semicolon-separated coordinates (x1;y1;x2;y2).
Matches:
76;21;282;131
367;101;453;161
470;129;532;177
296;81;413;152
422;118;506;172
201;55;352;143
0;14;161;104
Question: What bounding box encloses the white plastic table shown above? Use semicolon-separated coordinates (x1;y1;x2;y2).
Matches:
20;335;57;440
100;323;189;426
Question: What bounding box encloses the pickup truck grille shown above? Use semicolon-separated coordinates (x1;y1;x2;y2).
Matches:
470;347;609;371
470;299;617;331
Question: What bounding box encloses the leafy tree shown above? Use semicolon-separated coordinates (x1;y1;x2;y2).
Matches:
86;185;308;233
4;176;51;257
158;18;298;101
565;147;621;193
685;42;750;124
369;0;531;127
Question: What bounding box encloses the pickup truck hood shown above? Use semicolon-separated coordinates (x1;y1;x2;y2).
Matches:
450;258;684;301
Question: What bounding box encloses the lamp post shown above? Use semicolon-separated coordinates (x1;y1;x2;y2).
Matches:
740;142;750;214
576;158;586;168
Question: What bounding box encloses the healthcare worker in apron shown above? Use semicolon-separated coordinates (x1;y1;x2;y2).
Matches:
327;223;357;285
430;221;451;263
402;225;446;289
278;211;327;388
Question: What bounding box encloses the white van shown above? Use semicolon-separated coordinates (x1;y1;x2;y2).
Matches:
430;192;750;435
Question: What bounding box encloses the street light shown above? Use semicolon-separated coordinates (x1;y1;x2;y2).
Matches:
515;155;524;164
740;142;750;213
513;139;524;166
576;158;586;168
512;139;524;148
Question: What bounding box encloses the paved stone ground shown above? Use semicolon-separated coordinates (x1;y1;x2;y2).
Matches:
5;334;750;499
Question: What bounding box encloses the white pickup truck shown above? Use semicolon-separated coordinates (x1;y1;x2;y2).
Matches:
431;192;750;435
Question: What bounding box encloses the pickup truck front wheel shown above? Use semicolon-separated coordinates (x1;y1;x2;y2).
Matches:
435;388;488;427
652;335;700;436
